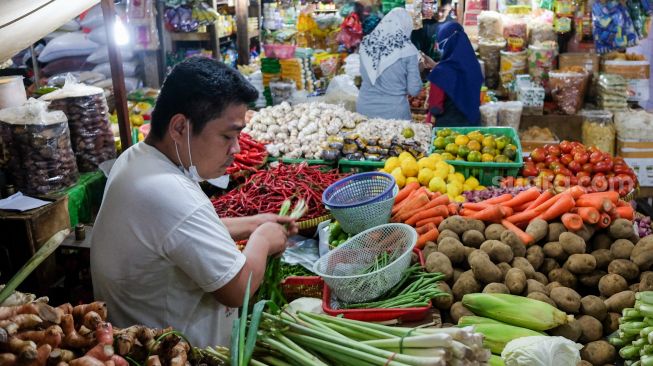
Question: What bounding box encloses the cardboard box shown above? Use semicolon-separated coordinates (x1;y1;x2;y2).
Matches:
617;138;653;159
559;53;600;75
624;158;653;187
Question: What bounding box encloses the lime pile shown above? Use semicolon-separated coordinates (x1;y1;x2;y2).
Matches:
432;129;518;163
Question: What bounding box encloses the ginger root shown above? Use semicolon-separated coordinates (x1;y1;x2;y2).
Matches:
61;315;93;349
16;326;63;348
145;356;161;366
0;315;43;335
71;304;106;324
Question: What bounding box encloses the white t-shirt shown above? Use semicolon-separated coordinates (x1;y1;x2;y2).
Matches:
90;142;246;347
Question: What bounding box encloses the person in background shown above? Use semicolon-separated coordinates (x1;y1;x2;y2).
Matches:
410;0;455;61
427;21;483;126
357;8;434;120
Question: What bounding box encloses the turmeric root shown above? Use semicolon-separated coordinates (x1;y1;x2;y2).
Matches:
168;342;189;366
61;315;93;349
0;315;43;335
114;326;155;356
1;338;37;354
47;349;75;366
16;326;63;348
56;305;72;317
0;353;17;366
71;304;106;323
0;304;60;325
144;356;161;366
80;314;101;334
17;344;52;366
68;356;104;366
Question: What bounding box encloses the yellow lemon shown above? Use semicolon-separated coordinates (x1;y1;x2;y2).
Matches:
455;135;470;146
462;183;474;192
449;165;455;174
446;173;457;183
453;172;465;183
398;151;414;162
400;159;419;177
428;176;447;193
474;185;486;191
385;156;400;172
406;177;419;185
391;167;406;188
418;168;435;186
446;182;462;197
429;153;442;162
465;176;480;189
454;195;466;203
435;161;449;172
417;158;433;170
433;167;449;180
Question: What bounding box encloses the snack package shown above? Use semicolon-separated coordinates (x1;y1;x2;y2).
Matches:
598;74;629;111
500;50;528;94
528;19;557;45
478;11;504;40
503;15;529;51
0;99;79;195
480;103;500;126
497;101;523;130
592;0;639;53
528;41;558;91
549;71;588;115
40;78;116;172
479;39;507;89
601;58;651;104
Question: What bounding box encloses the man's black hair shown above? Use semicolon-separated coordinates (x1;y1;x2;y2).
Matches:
149;57;258;140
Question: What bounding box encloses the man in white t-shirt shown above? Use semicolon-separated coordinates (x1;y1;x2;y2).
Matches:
90;58;297;347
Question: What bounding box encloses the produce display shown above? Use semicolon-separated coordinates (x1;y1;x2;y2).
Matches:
0;297;196;366
381;152;483;196
609;291;653;364
225;133;268;177
432;128;520;163
212;163;345;220
517;141;638;195
408;84;428;110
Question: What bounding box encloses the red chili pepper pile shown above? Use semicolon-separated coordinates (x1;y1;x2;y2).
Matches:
226;133;267;175
213;163;347;219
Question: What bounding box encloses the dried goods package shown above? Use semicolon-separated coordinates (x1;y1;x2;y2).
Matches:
549;71;588;115
478;11;503;40
580;110;615;155
0;99;79;195
479;39;507;89
601;60;650;104
598;74;629;111
41;80;116;172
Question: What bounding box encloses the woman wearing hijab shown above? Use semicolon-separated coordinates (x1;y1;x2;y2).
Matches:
357;8;430;120
427;21;483;126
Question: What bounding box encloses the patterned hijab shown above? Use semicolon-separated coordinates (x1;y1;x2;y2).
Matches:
360;8;418;85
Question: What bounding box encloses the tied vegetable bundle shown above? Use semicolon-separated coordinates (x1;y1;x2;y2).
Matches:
608;292;653;366
225;133;267;176
212;163;345;220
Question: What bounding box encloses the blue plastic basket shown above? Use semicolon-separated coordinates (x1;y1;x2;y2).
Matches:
322;172;396;209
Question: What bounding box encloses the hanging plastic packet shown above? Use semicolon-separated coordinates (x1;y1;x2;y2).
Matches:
592;0;639;53
553;0;575;33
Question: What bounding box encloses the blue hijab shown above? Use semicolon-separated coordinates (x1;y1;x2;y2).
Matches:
428;22;483;124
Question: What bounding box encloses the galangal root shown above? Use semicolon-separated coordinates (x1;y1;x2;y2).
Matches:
0;315;43;335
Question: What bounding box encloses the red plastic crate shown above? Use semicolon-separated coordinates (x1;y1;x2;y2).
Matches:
322;248;431;322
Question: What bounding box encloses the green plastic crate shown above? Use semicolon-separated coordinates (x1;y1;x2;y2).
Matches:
338;159;385;173
268;157;337;167
430;127;524;187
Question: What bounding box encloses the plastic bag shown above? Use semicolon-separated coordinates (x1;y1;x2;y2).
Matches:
497;101;523;130
500;50;528;94
549;71;588;115
479;39;506;89
92;62;138;77
80;5;105;29
503;15;529;51
0;99;79;195
528;19;556;45
527;41;558;91
478;11;504;41
324;75;359;112
581;110;615;155
40;76;117;172
338;13;363;49
270;79;297;105
86;46;135;64
42;56;93;77
480;103;500;126
283;237;320;271
598;74;629;111
592;0;639;54
502;336;582;366
38;32;99;63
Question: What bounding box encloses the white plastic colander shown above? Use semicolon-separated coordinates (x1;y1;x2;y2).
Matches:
312;223;417;303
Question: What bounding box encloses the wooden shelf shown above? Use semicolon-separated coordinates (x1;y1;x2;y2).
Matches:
169;32;211;41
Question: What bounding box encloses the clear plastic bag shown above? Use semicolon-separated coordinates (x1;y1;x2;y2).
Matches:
480;103;500;126
478;11;504;41
479;39;507;89
598;74;629;111
497;101;523;130
528;19;557;45
503;15;529;51
581;110;615;155
324;74;359;112
269;79;297;105
527;41;558;91
0;99;79;195
549;71;588;115
500;50;528;94
41;77;116;172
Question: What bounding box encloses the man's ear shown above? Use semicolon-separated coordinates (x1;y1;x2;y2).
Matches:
168;114;188;143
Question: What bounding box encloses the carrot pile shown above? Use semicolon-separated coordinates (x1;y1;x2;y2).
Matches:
391;182;459;249
458;186;635;245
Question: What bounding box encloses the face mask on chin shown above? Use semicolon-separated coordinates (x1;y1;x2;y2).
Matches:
174;120;230;188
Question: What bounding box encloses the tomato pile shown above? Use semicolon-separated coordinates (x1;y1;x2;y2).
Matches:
506;141;638;196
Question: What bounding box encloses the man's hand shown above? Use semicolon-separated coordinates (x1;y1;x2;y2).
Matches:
252;213;299;236
250;222;289;256
421;54;437;70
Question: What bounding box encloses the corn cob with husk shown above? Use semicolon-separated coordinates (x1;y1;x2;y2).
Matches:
457;316;544;354
462;293;573;331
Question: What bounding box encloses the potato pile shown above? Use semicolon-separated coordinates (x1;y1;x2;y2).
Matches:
424;215;651;366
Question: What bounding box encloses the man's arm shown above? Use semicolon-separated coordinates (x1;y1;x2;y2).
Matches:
222;214;299;241
212;223;288;307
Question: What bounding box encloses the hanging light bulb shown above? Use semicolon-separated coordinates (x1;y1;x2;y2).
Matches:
114;16;129;46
